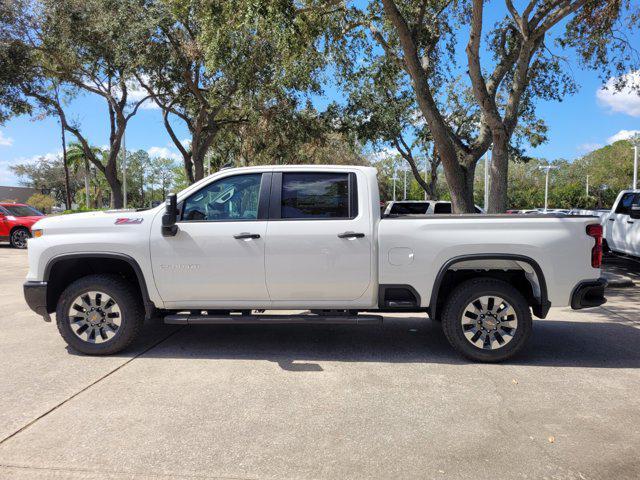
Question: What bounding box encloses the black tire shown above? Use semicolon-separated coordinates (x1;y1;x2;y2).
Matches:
56;274;144;355
441;278;532;362
10;227;30;249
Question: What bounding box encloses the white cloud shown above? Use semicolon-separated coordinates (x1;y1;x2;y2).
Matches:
147;146;182;161
368;146;399;162
109;75;158;111
596;71;640;117
577;142;603;153
0;131;13;146
607;129;640;144
127;82;159;111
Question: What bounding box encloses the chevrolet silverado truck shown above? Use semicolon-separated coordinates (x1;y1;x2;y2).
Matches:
572;190;640;257
23;165;606;362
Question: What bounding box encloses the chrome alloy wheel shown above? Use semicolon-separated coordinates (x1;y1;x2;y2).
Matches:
460;295;518;350
11;229;29;248
68;291;122;344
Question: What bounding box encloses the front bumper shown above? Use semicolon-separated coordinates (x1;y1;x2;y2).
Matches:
23;281;50;321
570;278;607;310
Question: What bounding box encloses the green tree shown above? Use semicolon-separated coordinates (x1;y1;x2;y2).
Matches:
67;142;103;209
137;0;328;183
26;193;55;213
10;155;82;206
0;0;33;124
6;0;157;208
572;139;638;208
327;1;639;212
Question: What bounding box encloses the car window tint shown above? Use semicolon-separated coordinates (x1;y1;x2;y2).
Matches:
3;205;43;216
182;174;262;221
615;193;636;215
281;173;350;219
390;202;430;214
434;203;452;214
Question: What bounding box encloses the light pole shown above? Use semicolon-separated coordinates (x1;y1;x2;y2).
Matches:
586;175;589;197
633;145;638;190
392;163;397;201
539;164;559;212
122;130;127;209
403;167;408;200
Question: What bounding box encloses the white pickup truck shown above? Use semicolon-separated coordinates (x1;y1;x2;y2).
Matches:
603;190;640;257
24;165;606;362
572;190;640;257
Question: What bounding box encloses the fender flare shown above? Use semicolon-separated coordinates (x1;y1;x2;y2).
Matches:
429;253;550;320
44;252;155;318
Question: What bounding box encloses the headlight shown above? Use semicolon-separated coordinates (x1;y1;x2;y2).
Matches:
32;229;43;238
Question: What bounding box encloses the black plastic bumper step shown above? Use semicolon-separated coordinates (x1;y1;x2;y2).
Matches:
163;313;383;325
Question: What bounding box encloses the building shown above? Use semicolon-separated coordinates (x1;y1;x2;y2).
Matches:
0;186;42;204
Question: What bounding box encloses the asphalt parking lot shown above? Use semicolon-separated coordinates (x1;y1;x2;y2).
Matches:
1;246;639;480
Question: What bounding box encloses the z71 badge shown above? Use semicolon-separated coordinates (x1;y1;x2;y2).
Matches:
114;218;144;225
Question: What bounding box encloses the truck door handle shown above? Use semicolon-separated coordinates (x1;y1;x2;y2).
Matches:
233;233;261;240
608;219;615;221
628;221;635;224
338;231;365;239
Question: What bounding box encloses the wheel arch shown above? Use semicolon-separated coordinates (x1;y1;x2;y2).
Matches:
429;254;550;321
43;253;155;319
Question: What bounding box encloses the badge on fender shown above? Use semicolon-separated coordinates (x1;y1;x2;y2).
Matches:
115;218;143;225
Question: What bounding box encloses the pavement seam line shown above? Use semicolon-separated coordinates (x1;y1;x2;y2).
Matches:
0;463;259;480
0;325;184;446
599;304;640;326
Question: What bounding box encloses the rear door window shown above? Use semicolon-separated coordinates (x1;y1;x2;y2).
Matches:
280;172;356;219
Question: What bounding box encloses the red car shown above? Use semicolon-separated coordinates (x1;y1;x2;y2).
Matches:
0;203;45;249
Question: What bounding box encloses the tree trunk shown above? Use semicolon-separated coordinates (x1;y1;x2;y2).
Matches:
193;146;205;182
105;156;123;209
60;123;72;210
192;128;218;181
487;130;509;213
439;154;476;213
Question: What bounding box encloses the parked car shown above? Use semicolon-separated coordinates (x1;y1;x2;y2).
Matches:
0;203;45;249
383;200;484;215
601;190;640;257
24;165;605;362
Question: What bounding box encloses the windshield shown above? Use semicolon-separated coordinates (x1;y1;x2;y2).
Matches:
3;205;44;217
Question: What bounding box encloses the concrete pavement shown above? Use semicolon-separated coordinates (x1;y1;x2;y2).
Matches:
1;246;639;479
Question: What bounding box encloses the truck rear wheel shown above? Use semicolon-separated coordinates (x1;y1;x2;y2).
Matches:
56;274;144;355
441;278;532;362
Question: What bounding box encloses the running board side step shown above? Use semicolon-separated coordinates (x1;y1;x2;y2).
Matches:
163;313;383;325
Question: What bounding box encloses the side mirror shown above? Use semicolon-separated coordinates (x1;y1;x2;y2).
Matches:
161;193;179;237
630;204;640;220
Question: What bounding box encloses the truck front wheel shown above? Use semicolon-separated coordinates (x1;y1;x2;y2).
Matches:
56;274;144;355
441;278;532;362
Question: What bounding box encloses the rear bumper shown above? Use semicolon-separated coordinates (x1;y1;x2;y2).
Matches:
23;281;50;321
570;278;607;310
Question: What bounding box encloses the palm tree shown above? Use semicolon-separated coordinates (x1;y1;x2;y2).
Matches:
67;142;101;209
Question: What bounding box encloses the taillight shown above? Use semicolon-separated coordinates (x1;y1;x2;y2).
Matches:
586;224;603;268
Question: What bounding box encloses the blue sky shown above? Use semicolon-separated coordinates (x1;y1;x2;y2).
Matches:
1;8;639;186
